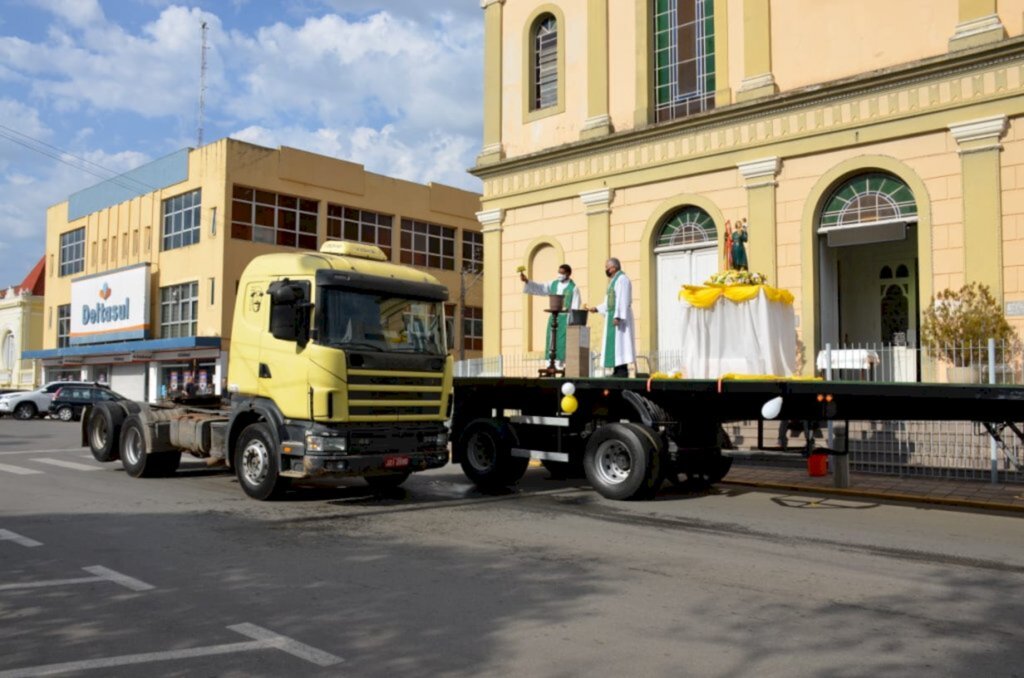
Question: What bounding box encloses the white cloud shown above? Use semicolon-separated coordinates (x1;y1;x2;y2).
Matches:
231;123;479;191
30;0;105;27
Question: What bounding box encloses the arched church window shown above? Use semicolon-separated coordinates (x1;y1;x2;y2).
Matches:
656;206;716;249
821;172;917;229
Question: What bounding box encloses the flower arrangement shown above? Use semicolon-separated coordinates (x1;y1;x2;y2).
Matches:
516;265;526;273
705;270;768;286
650;370;685;380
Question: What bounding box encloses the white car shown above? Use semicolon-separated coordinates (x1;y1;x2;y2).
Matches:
0;382;107;420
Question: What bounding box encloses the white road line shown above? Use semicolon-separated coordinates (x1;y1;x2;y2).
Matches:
0;529;42;548
229;623;344;666
0;624;343;677
0;566;153;593
81;565;154;592
32;459;100;472
0;463;43;476
0;449;84;457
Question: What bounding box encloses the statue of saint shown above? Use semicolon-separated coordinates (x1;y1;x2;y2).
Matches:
725;218;749;271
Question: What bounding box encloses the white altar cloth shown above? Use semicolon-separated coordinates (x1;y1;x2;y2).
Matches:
676;287;797;379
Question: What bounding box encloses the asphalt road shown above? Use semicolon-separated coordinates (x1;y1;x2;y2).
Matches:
1;418;1023;677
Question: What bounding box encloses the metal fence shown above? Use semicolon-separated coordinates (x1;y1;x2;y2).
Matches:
456;339;1024;484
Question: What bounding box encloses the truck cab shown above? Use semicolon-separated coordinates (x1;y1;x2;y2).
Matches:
225;240;453;498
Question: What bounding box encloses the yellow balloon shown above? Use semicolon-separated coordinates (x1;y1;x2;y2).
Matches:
561;394;578;414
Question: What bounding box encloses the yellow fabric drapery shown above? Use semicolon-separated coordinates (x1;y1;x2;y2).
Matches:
679;283;795;308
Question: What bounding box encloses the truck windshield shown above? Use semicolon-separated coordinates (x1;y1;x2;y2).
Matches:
318;287;447;355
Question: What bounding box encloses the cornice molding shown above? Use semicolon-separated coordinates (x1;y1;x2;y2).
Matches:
948;114;1008;143
476;208;505;232
737;157;781;181
580;188;613;214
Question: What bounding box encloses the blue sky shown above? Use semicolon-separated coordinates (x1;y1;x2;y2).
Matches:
0;0;484;284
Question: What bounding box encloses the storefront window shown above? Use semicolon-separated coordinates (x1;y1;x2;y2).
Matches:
158;361;216;399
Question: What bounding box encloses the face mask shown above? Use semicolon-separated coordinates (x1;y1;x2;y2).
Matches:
605;268;614;278
557;274;568;282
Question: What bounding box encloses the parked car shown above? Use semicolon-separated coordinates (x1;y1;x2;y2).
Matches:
0;382;109;420
0;388;27;396
48;386;126;422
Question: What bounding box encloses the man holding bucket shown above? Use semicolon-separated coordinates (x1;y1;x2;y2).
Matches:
520;263;583;365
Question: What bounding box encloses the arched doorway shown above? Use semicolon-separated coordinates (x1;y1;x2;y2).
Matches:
817;172;919;374
655;206;718;352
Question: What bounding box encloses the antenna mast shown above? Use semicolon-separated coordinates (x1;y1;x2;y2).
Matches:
196;20;208;148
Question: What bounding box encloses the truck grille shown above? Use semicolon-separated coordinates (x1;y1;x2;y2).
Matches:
347;369;446;421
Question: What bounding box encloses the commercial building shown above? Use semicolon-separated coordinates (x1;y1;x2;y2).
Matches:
27;139;482;400
472;0;1024;376
0;257;44;389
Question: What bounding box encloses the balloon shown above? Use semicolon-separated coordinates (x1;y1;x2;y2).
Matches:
560;394;578;414
561;382;576;396
761;396;783;420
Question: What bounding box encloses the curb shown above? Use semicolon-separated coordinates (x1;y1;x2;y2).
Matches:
720;479;1024;514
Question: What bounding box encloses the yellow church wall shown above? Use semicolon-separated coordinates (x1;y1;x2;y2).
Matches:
770;1;959;93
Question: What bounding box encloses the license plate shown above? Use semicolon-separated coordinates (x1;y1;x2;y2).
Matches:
384;456;410;468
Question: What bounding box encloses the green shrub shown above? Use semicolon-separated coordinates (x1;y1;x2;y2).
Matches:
920;283;1020;367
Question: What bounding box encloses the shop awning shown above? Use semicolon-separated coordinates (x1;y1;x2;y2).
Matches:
23;336;221;361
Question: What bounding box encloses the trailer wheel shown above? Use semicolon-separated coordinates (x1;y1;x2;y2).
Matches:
120;415;159;478
88;403;124;463
584;422;664;500
234;422;290;501
365;472;411;489
456;419;528;490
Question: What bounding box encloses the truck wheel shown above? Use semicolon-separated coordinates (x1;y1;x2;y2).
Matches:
88;403;124;462
13;402;37;420
234;422;290;500
120;415;158;478
456;419;528;490
365;472;411;489
56;406;75;422
584;422;665;500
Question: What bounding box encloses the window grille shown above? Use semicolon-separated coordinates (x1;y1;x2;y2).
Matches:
654;0;716;122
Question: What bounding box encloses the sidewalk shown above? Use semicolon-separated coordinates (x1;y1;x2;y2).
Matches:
724;451;1024;513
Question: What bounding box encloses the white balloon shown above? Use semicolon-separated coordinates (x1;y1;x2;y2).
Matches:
561;382;576;396
761;396;783;420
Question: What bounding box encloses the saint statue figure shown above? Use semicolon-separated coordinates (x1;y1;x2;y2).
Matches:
725;218;749;271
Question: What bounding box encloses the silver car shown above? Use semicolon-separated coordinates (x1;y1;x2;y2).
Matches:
0;382;106;420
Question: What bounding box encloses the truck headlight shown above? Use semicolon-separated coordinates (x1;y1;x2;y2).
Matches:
424;432;448;448
305;433;347;453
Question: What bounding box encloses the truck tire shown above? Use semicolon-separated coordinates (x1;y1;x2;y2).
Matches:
13;402;37;420
365;472;411;489
684;450;733;485
584;422;665;500
120;414;157;478
456;419;528;490
234;422;290;500
88;403;124;463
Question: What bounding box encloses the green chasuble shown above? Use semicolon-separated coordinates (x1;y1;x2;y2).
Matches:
545;279;576;361
603;271;623;368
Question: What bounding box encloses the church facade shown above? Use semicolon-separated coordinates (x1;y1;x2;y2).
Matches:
472;0;1024;376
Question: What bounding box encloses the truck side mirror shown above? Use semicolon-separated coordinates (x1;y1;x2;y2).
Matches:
268;280;312;346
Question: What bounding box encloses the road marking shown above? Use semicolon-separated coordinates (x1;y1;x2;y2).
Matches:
229;623;344;666
32;459;100;472
0;449;84;457
0;624;343;677
0;529;42;547
0;463;43;475
0;566;153;593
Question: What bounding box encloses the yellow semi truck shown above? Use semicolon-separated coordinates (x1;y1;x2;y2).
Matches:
83;241;453;500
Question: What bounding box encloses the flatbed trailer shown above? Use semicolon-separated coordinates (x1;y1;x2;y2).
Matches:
449;376;1024;500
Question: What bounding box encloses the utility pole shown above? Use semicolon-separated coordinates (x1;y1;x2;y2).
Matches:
196;20;208;148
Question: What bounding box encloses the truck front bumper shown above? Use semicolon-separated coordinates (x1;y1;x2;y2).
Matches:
283;450;449;479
